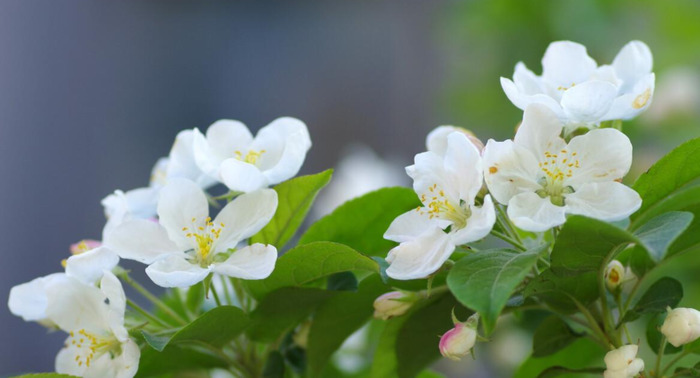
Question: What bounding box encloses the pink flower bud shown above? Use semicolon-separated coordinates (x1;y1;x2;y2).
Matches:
439;312;479;361
661;307;700;347
373;291;415;320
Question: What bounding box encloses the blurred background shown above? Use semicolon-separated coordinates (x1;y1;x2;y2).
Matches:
2;0;700;376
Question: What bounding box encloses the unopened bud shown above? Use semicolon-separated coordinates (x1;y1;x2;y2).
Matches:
603;344;644;378
439;312;479;361
373;291;416;320
661;307;700;347
604;260;625;292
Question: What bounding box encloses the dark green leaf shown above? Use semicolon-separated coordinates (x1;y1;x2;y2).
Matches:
532;316;582;358
447;248;540;334
524;269;598;314
537;366;605;378
647;313;682;355
633;211;693;262
12;375;78;378
621;277;683;324
247;287;335;342
263;351;286;378
135;345;227;377
327;271;358;292
299;187;421;257
246;241;379;299
185;281;205;313
514;338;606;378
251;170;333;249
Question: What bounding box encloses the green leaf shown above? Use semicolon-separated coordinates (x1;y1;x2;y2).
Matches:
326;271;359;292
549;216;639;276
524;269;598;314
632;138;700;226
307;275;389;377
135;345;228;377
447;248;540;334
185;281;205;313
537;366;605;378
647;313;682;355
299;187;421;256
263;351;287;378
246;241;379;299
620;277;683;324
143;305;249;351
514;338;606;378
251;170;333;249
247;287;335;342
633;211;693;262
532;316;582;358
12;375;79;378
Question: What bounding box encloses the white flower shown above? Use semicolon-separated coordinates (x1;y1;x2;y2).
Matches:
47;271;140;378
384;131;496;280
105;178;278;287
603;344;644;378
661;307;700;347
482;104;641;232
501;40;655;130
193;117;312;192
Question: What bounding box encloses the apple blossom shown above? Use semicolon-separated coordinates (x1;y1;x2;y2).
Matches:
384;131;496;280
47;271;140;378
603;344;644;378
193;117;312;193
482;103;641;232
660;307;700;347
105;178;278;288
501;40;655;130
439;313;479;361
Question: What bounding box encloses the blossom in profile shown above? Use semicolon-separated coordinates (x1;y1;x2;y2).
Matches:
501;40;655;130
193;117;311;193
105;178;278;287
482;104;641;232
439;313;479;361
661;307;700;347
384;130;495;280
603;344;644;378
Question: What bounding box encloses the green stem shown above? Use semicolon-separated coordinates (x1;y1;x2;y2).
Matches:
121;274;188;325
496;204;524;245
661;348;694;377
220;275;233;306
655;337;667;377
491;230;527;251
126;299;170;328
210;283;223;307
572;297;611;349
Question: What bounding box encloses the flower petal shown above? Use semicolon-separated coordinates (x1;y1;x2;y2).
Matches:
513;103;566;164
444;132;483;202
560;80;618;125
100;271;128;341
603;73;656;121
564;128;633;186
613;40;653;93
206;120;253;160
541;41;597;89
219;158;268;192
8;273;69;322
55;340;88;377
482;139;541;205
384;209;441;243
501;76;564;115
65;246;120;285
211;243;277;280
513;62;546;95
213;189;278;251
167;130;217;188
256;117;312;185
507;192;567;232
45;277;111;333
451;195;497;245
565;182;642;221
145;254;210;288
385;227;455;280
157;178;209;249
81;338;140;378
104;219;181;264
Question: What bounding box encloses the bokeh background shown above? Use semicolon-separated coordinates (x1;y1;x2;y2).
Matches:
2;0;700;376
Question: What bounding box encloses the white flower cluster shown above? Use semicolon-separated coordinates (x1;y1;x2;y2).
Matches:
8;117;312;377
383;40;649;280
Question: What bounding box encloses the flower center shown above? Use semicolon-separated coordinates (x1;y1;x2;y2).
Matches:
67;328;120;368
182;217;224;265
418;184;471;229
62;240;102;268
536;149;579;206
234;149;266;165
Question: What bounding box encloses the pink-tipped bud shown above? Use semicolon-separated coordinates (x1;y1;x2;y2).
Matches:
439;312;479;361
604;260;625;292
69;239;102;255
661;307;700;347
373;291;416;320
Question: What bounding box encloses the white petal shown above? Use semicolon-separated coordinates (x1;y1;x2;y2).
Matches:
83;338;140;378
45;277;111;333
122;186;160;220
65;247;120;285
451;195;497;245
55;340;88;376
565;182;641;221
104;219;181;264
8;273;69;322
500;76;565;115
565;128;633;186
560;80;618;124
507;192;567;232
167;130;217;188
100;271;128;341
101;190;132;237
257;117;312;185
482;139;541;204
514;103;566;161
384;210;441;243
213;189;278;251
444;132;483;202
603;73;656;120
157;178;209;249
219;158;268;192
146;254;210;288
206;120;253;160
211;243;277;279
513;62;546;95
613;40;653;93
410;151;457;201
426;126;461;156
385;227;455;280
541;41;597;88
